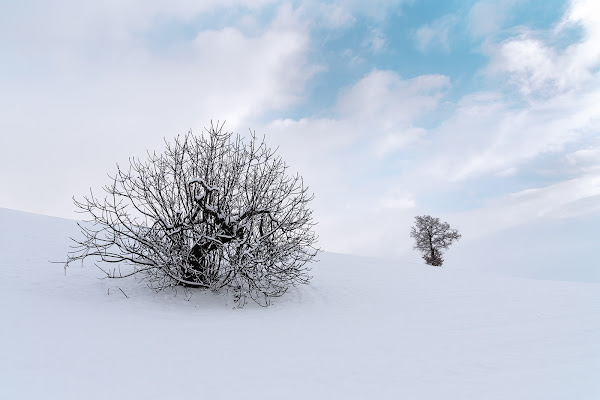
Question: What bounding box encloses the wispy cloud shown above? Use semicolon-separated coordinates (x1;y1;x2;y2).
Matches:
423;86;600;182
414;14;458;52
565;147;600;171
487;0;600;97
0;1;319;215
363;28;386;53
467;0;517;38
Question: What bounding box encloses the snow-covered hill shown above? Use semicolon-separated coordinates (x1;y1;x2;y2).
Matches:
1;207;599;399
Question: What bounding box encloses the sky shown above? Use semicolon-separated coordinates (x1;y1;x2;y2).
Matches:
1;0;599;262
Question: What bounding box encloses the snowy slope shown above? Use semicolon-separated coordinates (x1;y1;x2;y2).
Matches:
1;207;599;399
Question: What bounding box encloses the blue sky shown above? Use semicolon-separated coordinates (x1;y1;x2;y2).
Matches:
1;0;599;262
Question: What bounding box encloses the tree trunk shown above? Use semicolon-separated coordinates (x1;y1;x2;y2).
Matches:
428;233;434;263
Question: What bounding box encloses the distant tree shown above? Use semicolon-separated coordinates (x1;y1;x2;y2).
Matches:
410;215;461;266
65;122;319;306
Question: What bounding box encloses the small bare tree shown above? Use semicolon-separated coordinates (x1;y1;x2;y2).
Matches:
65;122;319;306
410;215;460;266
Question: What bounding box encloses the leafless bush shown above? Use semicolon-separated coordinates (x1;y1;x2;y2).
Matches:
410;215;460;266
66;122;319;306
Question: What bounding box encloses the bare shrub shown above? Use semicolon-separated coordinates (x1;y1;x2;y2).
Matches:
66;122;319;306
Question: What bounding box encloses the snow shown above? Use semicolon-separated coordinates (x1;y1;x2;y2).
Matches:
187;178;219;192
1;207;599;399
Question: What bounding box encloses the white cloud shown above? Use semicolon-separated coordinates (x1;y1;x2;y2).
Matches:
341;48;365;67
496;167;518;177
265;70;448;175
341;0;412;21
423;85;600;182
336;70;449;122
0;1;318;218
297;2;356;29
565;147;600;171
426;0;600;183
375;127;428;157
415;14;457;52
487;0;600;97
491;37;560;96
467;0;516;38
379;189;416;210
467;0;506;37
363;28;386;53
559;0;600;35
190;26;318;115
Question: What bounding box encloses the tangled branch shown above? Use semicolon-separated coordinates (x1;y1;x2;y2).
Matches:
66;122;319;306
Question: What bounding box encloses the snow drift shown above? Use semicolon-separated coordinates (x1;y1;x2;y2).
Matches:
0;207;599;399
